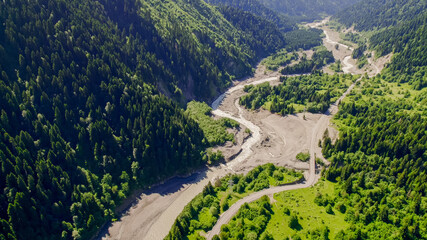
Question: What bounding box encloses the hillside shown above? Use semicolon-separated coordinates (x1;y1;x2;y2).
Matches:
0;0;297;239
216;6;286;57
334;0;427;31
370;13;427;89
257;0;359;21
204;0;295;32
321;3;427;239
1;0;426;239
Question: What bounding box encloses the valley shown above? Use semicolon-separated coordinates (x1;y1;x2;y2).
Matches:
99;18;383;240
0;1;425;240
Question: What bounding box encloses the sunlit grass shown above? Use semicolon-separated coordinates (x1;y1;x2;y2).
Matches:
265;180;349;239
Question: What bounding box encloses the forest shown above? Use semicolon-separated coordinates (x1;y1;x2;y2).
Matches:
239;73;355;115
169;0;426;239
321;81;426;239
1;0;426;239
280;48;335;75
334;0;426;31
257;0;359;22
205;0;295;32
165;164;303;239
261;50;298;71
317;7;427;238
210;13;427;235
283;28;323;51
0;0;308;238
370;13;427;90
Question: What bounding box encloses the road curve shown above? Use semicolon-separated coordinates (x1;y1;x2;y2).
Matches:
99;18;364;240
206;74;362;239
207;182;311;239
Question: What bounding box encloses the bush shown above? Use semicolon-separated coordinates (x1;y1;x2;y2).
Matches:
206;149;224;165
335;202;347;213
296;151;310;162
273;170;284;181
316;157;325;167
210;206;219;217
246;231;258;240
283;207;291;215
260;231;274;240
222;200;229;212
289;213;300;229
186;101;238;146
326;204;334;214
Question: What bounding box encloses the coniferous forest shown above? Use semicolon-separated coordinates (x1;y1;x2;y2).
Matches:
0;0;426;239
0;0;303;238
0;0;323;238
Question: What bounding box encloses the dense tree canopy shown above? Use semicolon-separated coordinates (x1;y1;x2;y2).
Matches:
240;73;356;115
370;13;427;90
334;0;427;31
321;8;427;238
258;0;360;22
0;0;301;238
280;48;335;75
205;0;295;32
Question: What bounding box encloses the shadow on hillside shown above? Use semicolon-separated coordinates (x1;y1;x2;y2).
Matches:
95;167;208;239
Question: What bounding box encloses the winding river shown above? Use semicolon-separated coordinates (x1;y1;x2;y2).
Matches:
100;18;363;240
206;21;361;239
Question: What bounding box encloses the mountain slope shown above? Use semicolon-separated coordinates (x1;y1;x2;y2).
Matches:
257;0;359;21
0;0;296;239
322;4;427;239
0;0;213;239
370;13;427;81
217;6;286;56
205;0;295;32
334;0;427;31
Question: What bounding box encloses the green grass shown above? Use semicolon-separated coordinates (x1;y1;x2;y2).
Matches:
333;75;427;142
186;101;239;146
217;166;303;208
168;164;304;239
264;102;306;114
261;49;298;71
293;104;306;113
265;180;349;239
340;76;427;114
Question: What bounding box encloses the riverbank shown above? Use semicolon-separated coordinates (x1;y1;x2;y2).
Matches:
98;17;389;240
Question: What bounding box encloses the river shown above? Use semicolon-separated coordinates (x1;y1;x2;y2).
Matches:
99;18;362;240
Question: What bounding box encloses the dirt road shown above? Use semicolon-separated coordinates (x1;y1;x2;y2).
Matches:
98;18;385;240
206;19;369;239
98;73;283;240
205;74;363;239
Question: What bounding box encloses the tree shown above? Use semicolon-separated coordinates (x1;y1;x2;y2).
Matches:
289;213;301;229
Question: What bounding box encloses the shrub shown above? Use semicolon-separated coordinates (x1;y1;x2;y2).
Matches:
273;170;284;181
210;206;219;217
296;151;310;162
246;231;258;240
326;204;334;214
283;207;291;215
289;213;300;229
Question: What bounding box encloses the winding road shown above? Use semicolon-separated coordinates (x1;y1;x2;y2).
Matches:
205;20;364;239
99;18;377;240
206;75;362;239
